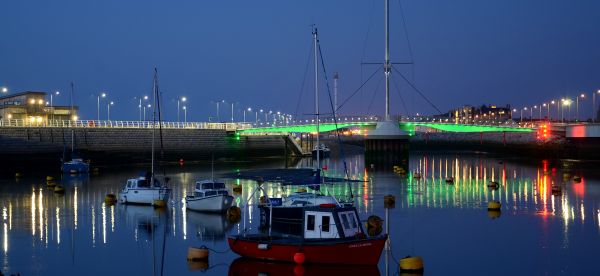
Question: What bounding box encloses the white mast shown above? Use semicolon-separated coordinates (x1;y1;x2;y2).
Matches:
313;26;320;171
384;0;391;120
151;68;157;185
334;72;339;114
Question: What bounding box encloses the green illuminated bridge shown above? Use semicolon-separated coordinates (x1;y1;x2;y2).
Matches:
238;121;535;135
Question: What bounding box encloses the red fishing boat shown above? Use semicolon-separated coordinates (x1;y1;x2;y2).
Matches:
228;205;387;265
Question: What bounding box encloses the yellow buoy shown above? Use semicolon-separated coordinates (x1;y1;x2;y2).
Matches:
187;260;209;271
487;201;501;210
399;256;424;272
572;175;582;183
47;181;57;187
105;194;117;205
487;181;499;189
413;172;422;179
46;176;54;181
227;206;241;223
187;246;209;261
153;199;167;208
232;185;242;194
445;176;454;183
384;194;395;209
54;186;65;194
297;188;307;193
15;172;23;178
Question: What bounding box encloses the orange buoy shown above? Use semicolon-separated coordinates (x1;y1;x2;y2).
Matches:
293;252;306;264
399;256;424;272
187;246;209;261
179;158;184;166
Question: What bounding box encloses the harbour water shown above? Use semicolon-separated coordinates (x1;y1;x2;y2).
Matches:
1;148;599;275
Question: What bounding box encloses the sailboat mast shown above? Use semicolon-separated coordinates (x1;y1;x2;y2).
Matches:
384;0;391;120
70;82;75;153
151;68;157;184
313;26;320;171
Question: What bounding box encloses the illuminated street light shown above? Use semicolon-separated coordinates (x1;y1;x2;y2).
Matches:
183;106;187;123
50;91;60;123
576;93;585;122
177;96;187;122
1;87;7;93
138;95;149;121
97;92;107;121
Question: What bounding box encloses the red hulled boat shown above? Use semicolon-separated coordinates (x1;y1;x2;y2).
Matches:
228;205;387;265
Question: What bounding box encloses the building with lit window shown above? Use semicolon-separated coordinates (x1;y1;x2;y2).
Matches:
0;91;78;124
444;104;512;124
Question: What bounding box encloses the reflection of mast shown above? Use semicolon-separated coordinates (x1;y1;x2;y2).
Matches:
333;72;339;113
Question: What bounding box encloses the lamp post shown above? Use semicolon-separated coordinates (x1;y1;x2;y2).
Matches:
183;106;187;124
1;87;7;93
244;107;251;123
50;91;60;124
576;93;585;122
138;95;148;121
144;104;151;121
533;105;538;121
521;107;525;123
107;101;114;121
177;96;187;122
231;102;235;122
97;92;106;121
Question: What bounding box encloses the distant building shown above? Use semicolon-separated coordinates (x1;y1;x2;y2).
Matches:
0;91;78;124
447;104;512;124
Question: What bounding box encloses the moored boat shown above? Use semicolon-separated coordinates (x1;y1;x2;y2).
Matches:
119;173;170;205
186;180;234;212
312;144;331;158
62;158;90;174
229;205;387;265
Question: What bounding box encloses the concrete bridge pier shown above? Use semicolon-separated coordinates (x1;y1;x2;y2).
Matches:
365;121;410;171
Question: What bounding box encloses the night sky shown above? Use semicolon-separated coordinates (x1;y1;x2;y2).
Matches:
1;0;599;122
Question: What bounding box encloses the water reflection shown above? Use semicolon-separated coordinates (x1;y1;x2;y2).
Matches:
228;257;380;276
0;153;599;275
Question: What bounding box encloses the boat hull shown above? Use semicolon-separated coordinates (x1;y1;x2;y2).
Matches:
119;188;170;205
186;195;234;212
61;162;89;174
227;234;387;265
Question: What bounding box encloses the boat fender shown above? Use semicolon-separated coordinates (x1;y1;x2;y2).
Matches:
366;215;383;236
227;206;241;223
153;199;167;208
293;252;306;265
399;255;424;272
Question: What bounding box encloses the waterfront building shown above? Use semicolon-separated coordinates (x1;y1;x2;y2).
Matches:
0;91;78;124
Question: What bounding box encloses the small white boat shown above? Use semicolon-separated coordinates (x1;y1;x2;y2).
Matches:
186;180;234;212
281;192;338;207
312;144;331;158
119;174;170;205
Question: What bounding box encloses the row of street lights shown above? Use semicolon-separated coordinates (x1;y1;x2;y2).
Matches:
514;90;600;123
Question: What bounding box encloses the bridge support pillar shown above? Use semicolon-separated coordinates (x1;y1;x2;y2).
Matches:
365;121;410;171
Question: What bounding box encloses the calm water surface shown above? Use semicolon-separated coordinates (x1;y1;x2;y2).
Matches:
1;151;599;275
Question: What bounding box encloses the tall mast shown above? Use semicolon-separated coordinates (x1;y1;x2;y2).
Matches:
313;26;320;171
70;82;75;153
151;68;157;184
384;0;391;120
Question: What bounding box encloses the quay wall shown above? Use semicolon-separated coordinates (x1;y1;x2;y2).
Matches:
0;127;290;168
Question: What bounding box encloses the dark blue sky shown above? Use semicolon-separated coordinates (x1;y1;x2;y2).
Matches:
1;0;599;122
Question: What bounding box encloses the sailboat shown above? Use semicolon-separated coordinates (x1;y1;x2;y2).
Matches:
185;161;234;212
228;27;386;265
119;69;171;205
61;82;89;174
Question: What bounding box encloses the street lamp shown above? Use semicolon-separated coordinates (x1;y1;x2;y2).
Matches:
244;107;251;123
1;87;7;93
50;91;60;124
107;101;114;121
138;95;149;121
576;93;585;122
542;103;548;120
177;96;187;122
97;92;107;121
144;104;151;121
562;98;572;122
231;102;235;122
183;106;187;123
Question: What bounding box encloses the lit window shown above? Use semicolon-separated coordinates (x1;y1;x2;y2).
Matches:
322;216;330;232
307;215;315;231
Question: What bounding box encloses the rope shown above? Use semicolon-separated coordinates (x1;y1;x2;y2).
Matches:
336;66;382;112
294;39;315;121
392;66;443;114
367;74;384;114
391;71;409;115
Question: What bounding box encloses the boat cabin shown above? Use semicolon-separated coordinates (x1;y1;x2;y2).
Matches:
193;180;229;198
126;176;161;189
301;205;363;239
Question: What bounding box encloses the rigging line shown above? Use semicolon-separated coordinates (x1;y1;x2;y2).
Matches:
336;66;382;112
294;39;315;121
391;70;409;115
397;0;414;64
317;41;351;190
360;0;377;106
367;74;384;114
154;68;167;180
392;66;442;114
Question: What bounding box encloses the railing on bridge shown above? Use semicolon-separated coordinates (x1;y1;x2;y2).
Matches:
0;119;253;131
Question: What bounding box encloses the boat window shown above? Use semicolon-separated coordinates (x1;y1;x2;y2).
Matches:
138;180;149;187
218;191;228;196
205;191;217;197
195;183;200;190
340;214;350;229
214;183;225;189
322;216;330;232
202;183;213;190
349;213;358;229
307;215;315;231
195;192;204;197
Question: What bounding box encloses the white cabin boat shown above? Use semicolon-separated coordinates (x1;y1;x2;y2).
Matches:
119;175;170;205
186;180;234;212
